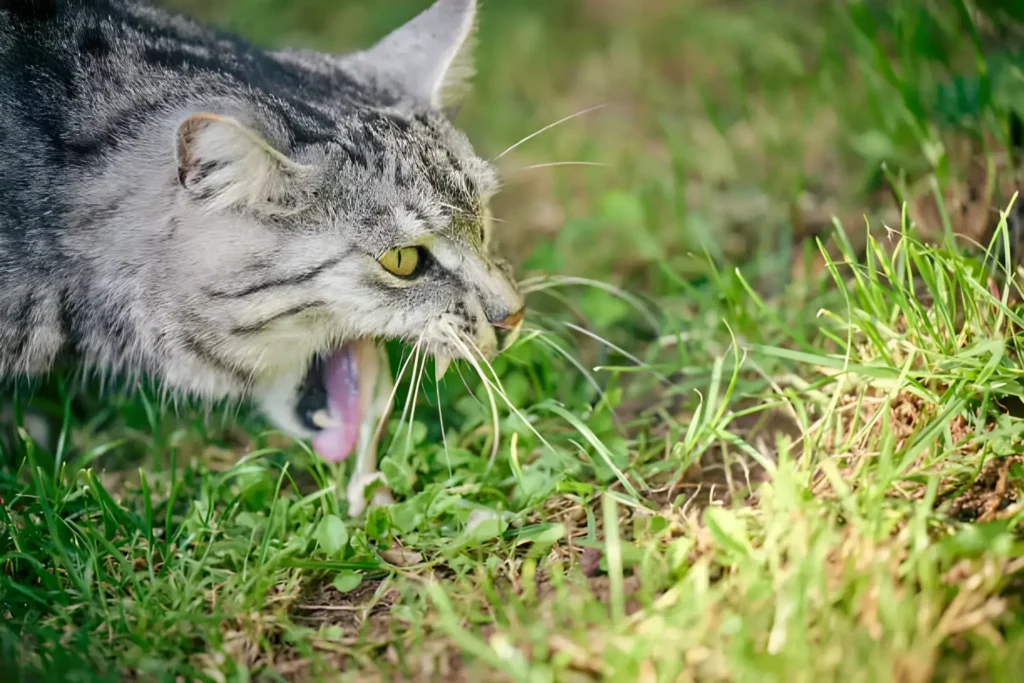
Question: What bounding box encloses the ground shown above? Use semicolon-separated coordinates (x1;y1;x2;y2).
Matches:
4;0;1024;681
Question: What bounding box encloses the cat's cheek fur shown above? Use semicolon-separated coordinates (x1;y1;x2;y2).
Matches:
254;373;319;440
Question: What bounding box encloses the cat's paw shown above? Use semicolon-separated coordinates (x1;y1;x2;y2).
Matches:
346;472;394;517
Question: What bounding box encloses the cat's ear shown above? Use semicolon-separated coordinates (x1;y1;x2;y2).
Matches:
358;0;478;109
175;113;304;212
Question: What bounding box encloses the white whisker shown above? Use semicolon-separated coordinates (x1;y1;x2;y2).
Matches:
519;275;660;331
492;104;607;161
377;342;419;453
396;344;422;431
453;361;482;403
435;378;452;479
526;288;594;330
442;324;501;468
452;330;558;462
563;322;651;370
400;339;426;428
531;331;623;431
506;161;611;174
437;201;469;216
404;338;428;452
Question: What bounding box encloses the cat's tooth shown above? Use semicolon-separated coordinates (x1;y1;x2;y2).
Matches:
434;355;451;380
311;409;340;429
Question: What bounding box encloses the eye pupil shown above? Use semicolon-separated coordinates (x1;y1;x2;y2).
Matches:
378;246;422;278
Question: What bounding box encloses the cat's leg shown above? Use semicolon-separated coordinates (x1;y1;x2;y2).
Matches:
346;342;395;517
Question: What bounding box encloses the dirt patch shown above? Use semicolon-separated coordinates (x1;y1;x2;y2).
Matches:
583;574;643;614
828;388;933;461
641;402;804;514
237;580;402;682
943;456;1024;522
265;569;646;682
890;391;928;444
291;580;399;639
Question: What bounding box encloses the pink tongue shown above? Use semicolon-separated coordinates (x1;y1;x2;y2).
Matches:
311;344;361;463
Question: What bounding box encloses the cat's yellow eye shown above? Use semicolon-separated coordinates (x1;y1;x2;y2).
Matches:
378;247;420;277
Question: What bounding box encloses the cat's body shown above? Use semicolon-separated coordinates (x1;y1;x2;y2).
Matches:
0;0;525;514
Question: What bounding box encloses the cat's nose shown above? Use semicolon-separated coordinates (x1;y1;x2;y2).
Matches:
490;307;525;351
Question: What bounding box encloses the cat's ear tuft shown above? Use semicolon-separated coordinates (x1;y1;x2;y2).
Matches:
359;0;478;109
175;113;303;212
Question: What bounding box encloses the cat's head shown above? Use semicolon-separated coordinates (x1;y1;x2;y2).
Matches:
166;0;523;460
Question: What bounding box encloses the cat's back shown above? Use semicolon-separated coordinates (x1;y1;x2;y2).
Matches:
0;0;360;375
0;0;355;252
0;0;322;166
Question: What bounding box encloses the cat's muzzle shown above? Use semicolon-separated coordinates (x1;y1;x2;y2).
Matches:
291;306;525;463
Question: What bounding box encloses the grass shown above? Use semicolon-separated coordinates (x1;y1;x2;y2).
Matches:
4;0;1024;680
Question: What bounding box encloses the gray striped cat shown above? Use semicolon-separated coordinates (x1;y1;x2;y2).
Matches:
0;0;525;515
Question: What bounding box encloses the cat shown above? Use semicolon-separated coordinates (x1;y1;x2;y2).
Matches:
0;0;525;516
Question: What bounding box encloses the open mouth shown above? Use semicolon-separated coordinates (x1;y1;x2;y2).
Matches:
293;316;523;463
295;340;381;463
294;338;427;463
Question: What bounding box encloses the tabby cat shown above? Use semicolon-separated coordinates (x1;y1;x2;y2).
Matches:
0;0;525;515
